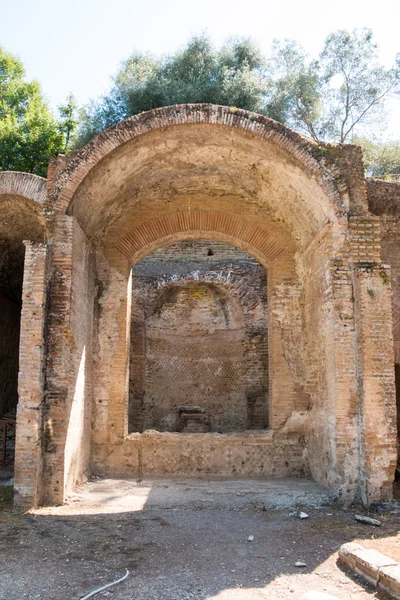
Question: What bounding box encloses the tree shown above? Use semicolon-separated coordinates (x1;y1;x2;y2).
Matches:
0;47;63;176
319;29;399;142
76;35;268;147
266;29;400;143
58;93;79;153
265;40;321;139
355;137;400;178
76;29;399;148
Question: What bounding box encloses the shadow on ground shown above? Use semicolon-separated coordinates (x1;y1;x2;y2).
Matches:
0;478;399;600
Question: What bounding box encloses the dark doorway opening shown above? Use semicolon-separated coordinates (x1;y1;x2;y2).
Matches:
0;240;24;471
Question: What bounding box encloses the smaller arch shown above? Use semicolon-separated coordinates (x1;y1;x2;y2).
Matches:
116;210;288;268
0;172;47;243
0;172;47;206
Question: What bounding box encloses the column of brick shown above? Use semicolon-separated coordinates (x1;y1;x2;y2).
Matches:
354;266;397;502
14;242;48;506
41;215;95;504
41;215;74;504
328;264;360;499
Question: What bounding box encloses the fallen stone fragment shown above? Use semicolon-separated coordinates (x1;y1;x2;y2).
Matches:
295;561;307;567
299;512;309;519
355;514;382;526
248;535;254;542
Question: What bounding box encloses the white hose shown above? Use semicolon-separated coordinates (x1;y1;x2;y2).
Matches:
79;569;129;599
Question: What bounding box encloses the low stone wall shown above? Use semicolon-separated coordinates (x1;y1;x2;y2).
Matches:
339;542;400;599
91;430;306;479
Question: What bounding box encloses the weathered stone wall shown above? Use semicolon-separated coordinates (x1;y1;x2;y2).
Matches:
367;178;400;216
14;243;48;505
129;241;268;433
368;179;400;477
93;430;306;479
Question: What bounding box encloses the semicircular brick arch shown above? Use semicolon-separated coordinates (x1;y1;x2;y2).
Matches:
49;104;348;214
0;171;47;205
115;210;287;267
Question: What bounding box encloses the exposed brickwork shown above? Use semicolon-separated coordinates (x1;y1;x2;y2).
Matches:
0;171;47;206
47;105;351;215
14;243;48;505
117;210;286;266
41;216;94;504
348;216;382;266
92;430;306;479
367;178;400;216
354;267;397;501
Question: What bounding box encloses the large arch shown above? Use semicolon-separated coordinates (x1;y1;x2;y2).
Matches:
49;104;350;219
44;107;362;502
11;106;395;507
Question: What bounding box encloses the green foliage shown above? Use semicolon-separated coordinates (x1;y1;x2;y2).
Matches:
265;40;321;139
76;30;399;148
266;29;400;143
76;34;269;147
58;93;79;153
319;29;399;142
0;47;63;176
355;137;400;177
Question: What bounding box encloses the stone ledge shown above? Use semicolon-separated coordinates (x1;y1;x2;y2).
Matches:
339;542;400;598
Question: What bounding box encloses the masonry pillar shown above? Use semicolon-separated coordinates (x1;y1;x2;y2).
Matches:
354;266;397;502
326;262;360;500
14;242;49;506
350;216;397;502
41;215;94;505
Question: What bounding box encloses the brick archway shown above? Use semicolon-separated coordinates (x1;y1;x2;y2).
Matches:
115;210;288;268
0;171;47;206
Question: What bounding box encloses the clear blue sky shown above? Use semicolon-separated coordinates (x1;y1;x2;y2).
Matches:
1;0;400;135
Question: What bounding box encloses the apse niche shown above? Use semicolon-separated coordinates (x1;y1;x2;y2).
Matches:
128;240;269;434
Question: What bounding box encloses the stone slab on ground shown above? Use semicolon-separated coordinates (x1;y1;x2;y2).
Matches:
339;541;400;598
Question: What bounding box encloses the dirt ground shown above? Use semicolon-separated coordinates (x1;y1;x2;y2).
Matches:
1;477;400;600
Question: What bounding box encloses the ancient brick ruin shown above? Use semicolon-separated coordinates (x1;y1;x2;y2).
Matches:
1;104;399;506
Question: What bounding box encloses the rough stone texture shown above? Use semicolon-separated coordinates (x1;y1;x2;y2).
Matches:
367;178;400;216
368;179;400;473
41;216;94;504
92;430;306;479
2;105;399;506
